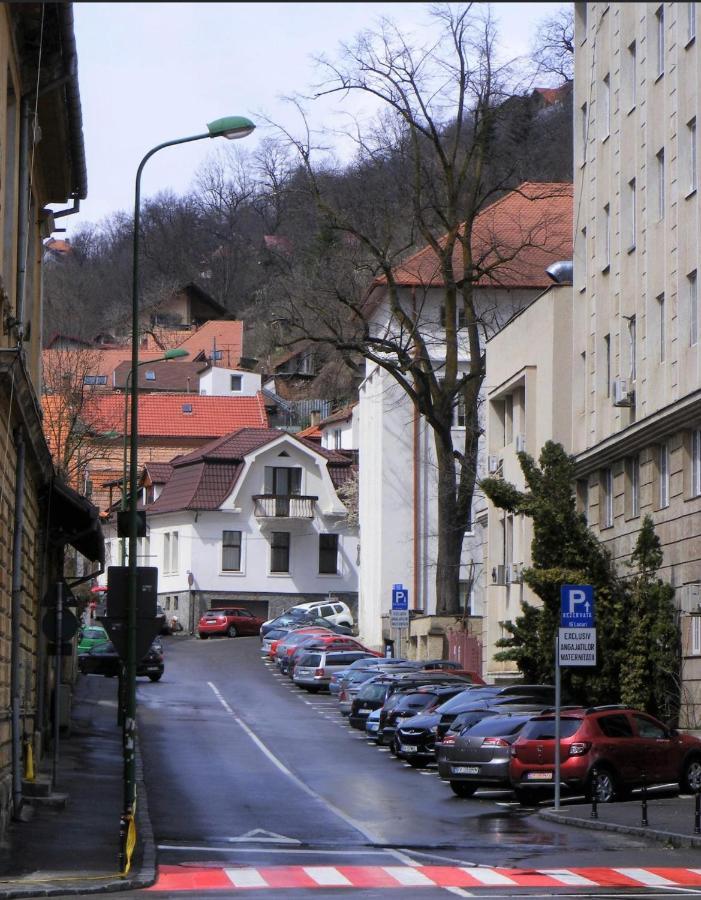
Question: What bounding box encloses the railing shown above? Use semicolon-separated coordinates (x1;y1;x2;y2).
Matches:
253;494;317;519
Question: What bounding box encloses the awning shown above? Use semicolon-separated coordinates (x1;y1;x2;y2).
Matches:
44;477;105;566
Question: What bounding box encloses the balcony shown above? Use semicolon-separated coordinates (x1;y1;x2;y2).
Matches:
253;494;317;520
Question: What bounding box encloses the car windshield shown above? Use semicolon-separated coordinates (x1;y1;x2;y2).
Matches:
433;689;482;713
462;716;533;737
520;718;582;740
82;628;106;639
394;692;435;712
298;653;322;666
358;683;390;702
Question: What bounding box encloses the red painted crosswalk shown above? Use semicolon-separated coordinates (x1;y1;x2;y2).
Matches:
148;864;701;891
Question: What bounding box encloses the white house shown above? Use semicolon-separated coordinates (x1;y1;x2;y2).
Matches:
102;427;358;632
320;404;359;452
198;366;261;397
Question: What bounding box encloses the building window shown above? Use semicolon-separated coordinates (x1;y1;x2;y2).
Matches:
504;393;513;445
164;531;179;574
627;178;636;250
319;533;339;574
580;350;587;411
575;1;587;41
693;616;701;656
579;226;587;290
604;334;611;397
230;374;243;392
576;478;589;522
580;102;588;164
603;203;610;269
688;118;697;194
601;74;610;139
270;531;290;573
222;530;242;571
690;271;698;346
264;466;302;496
626;40;637;110
658;442;670;508
455;391;466;428
626;455;640;519
601;467;614;528
657;293;666;362
84;374;107;385
145;370;156;381
212;349;223;361
657;148;665;219
656;5;665;77
334;428;342;449
628;315;637;380
692;429;701;497
689;2;697;43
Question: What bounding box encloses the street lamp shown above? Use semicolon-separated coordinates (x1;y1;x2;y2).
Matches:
123;116;255;860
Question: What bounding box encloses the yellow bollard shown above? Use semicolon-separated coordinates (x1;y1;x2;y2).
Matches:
23;737;35;782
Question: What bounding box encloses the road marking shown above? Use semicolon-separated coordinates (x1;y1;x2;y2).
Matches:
540;868;597;886
303;866;352;886
462;868;516;885
383;866;435;886
613;868;677;886
227;829;301;845
224;867;267;888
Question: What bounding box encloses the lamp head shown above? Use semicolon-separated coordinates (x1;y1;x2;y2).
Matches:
207;116;256;141
163;348;190;360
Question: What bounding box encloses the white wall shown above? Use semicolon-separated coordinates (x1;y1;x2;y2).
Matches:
199;367;261;397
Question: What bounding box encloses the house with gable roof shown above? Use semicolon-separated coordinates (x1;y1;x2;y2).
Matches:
100;427;359;631
357;182;573;658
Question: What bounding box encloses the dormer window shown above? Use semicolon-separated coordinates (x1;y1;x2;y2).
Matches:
230;374;242;392
84;374;107;385
145;370;156;381
182;403;193;414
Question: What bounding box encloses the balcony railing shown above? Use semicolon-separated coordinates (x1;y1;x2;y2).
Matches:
253;494;317;519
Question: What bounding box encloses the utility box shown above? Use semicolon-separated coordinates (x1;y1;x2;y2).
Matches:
106;566;158;618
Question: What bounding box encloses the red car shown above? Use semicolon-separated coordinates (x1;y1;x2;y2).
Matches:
509;705;701;804
285;635;375;677
198;607;265;639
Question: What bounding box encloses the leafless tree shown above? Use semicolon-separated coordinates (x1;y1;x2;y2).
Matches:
531;6;574;83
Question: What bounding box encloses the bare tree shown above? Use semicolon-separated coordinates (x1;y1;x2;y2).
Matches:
531;6;574;83
269;4;570;615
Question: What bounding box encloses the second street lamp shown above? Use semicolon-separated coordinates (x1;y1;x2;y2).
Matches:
122;115;255;869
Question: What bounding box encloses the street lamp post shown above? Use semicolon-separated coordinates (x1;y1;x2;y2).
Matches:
123;116;255;862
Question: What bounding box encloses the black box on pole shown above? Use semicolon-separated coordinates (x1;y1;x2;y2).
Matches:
107;566;158;618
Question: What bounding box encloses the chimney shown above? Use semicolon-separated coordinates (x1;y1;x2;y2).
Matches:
310;410;321;427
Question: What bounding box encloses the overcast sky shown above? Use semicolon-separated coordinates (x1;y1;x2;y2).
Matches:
58;2;566;236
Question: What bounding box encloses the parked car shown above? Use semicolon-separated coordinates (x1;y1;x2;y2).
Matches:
286;599;354;628
260;612;353;639
285;636;370;677
365;707;382;740
396;707;511;767
348;672;475;730
438;712;540;797
338;665;418;715
293;650;377;692
272;627;334;666
198;607;265;639
77;625;109;654
379;684;470;749
433;685;556;740
509;705;701;805
78;640;164;681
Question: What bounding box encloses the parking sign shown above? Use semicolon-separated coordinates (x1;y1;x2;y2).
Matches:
560;584;594;628
391;584;409;610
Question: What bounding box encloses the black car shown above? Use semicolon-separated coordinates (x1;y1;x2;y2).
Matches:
379;684;470;749
433;685;556;740
348;672;475;730
78;640;164;681
396;708;502;767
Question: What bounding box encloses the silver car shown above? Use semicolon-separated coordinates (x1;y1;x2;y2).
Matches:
293;650;376;692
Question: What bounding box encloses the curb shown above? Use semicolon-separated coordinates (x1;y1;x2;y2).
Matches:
539;808;701;849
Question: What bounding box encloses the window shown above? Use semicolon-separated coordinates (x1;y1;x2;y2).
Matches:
212;349;223;361
601;467;614;528
576;478;589;522
604;334;611;397
504;393;514;445
657;148;665;219
182;403;193;414
601;74;610;139
627;178;636;250
455;392;466;428
164;531;179;574
270;531;290;573
333;428;342;449
657;293;666;362
319;533;339;574
688;118;697;194
627;315;637;380
440;306;466;330
694;616;701;656
603;204;610;269
693;429;701;497
656;5;665;77
579;226;587;290
658;442;670;508
598;714;634;738
458;581;474;614
626;454;640;518
580;102;588;164
84;374;107;385
690;271;699;346
222;530;242;571
145;370;156;381
230;374;242;392
264;466;302;496
625;41;637;111
689;2;697;43
633;714;667;740
575;1;587;41
580;350;587;411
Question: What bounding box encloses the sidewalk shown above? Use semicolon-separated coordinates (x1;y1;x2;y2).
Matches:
0;674;156;898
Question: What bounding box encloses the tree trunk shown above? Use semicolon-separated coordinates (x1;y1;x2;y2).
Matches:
434;429;462;616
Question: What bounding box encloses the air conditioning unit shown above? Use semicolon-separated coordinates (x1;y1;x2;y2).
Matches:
492;565;507;586
515;434;527;453
612;377;635;407
679;583;701;613
487;455;502;475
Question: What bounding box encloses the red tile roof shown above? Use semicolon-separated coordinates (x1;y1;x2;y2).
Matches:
296;423;322;441
375;182;572;290
320;403;356;426
176;320;243;367
86;393;268;438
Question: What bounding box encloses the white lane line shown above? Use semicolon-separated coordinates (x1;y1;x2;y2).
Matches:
208;682;379;844
158;844;393;856
303;866;352;886
541;869;597;886
224;867;268;888
613;868;677;887
383;866;435;886
462;867;517;886
444;889;474;898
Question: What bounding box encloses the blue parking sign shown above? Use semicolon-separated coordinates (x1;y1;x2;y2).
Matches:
560;584;594;628
391;584;409;610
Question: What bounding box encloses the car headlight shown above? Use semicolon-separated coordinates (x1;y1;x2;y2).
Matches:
430;725;438;733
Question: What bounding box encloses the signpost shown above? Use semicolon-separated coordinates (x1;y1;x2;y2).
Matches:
555;585;597;809
391;584;409;656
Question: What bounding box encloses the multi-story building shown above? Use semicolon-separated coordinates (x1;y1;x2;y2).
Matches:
483;3;701;722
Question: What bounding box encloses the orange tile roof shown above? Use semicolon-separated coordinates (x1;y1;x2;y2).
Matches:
296;423;322;441
375;182;572;290
42;347;170;389
84;392;268;438
175;320;243;367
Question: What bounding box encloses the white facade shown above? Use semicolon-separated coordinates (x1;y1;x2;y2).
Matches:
199;367;261;397
320;407;359;451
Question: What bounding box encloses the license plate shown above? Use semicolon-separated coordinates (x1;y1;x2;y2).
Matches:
453;765;479;775
401;744;418;754
358;707;371;713
526;772;553;781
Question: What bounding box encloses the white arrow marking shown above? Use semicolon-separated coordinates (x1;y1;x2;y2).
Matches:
227;828;301;845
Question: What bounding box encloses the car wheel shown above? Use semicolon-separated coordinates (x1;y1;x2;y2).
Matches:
306;686;320;693
408;757;428;769
450;781;477;798
586;766;618;803
227;625;238;638
149;674;162;682
199;634;208;640
681;756;701;793
514;787;540;806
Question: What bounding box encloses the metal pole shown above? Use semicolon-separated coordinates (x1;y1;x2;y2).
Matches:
52;580;63;789
695;790;700;835
554;632;561;810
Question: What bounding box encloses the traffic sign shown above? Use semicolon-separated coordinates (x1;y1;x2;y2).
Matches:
560;584;594;628
391;584;409;610
390;609;410;629
558;627;597;667
41;608;79;642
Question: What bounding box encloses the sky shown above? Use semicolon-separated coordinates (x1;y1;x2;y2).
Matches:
58;2;566;236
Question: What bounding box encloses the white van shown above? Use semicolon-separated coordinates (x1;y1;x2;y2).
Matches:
289;600;354;628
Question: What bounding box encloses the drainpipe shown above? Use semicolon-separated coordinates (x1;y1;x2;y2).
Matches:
14;97;30;341
411;286;420;613
11;427;26;818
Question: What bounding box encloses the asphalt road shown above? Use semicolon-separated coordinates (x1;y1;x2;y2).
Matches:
134;635;701;897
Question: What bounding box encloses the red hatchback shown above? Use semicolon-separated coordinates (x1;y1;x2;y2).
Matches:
198;607;265;639
509;705;701;804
